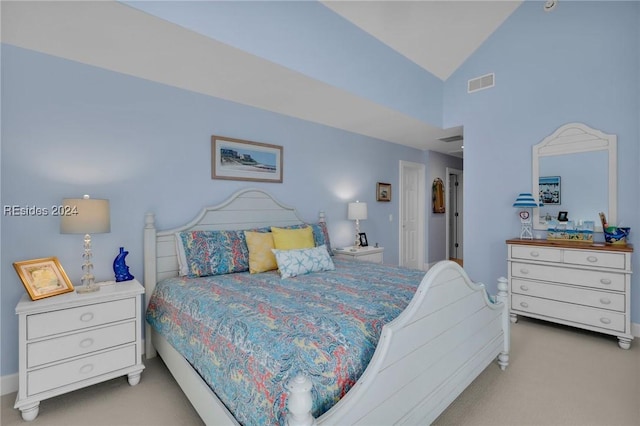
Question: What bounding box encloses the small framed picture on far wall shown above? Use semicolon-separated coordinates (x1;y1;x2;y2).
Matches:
377;182;391;202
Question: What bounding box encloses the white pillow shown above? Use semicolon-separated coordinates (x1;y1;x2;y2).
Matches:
272;245;335;279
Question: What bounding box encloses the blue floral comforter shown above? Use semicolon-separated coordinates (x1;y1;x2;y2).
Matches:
146;258;424;425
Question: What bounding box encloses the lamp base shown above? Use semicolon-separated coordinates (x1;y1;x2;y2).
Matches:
76;284;101;294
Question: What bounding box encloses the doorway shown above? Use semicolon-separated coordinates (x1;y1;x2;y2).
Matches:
446;168;463;266
399;160;425;269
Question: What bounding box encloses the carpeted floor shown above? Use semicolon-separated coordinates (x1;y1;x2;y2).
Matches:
2;317;638;425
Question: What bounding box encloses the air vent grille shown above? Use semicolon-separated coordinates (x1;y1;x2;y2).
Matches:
468;73;495;93
439;135;463;143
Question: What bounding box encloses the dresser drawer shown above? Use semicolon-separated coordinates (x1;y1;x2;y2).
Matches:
563;250;626;270
27;298;136;340
27;321;136;368
511;279;625;312
511;262;625;292
27;345;136;396
511;245;562;263
512;294;625;332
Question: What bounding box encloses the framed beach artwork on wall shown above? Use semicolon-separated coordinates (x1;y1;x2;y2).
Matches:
212;135;283;183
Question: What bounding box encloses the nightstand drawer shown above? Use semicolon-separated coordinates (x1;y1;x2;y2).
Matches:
511;279;625;312
27;345;136;396
511;262;625;291
27;298;136;340
563;250;626;270
354;252;383;263
27;321;136;368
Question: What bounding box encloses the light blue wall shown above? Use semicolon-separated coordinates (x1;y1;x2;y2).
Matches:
444;1;640;319
0;45;422;376
122;0;443;126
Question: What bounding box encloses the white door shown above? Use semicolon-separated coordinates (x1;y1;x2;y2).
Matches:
446;168;463;262
399;161;425;269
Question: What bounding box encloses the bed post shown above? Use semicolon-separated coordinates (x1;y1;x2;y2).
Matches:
318;210;325;223
144;212;158;359
286;375;316;426
496;276;510;370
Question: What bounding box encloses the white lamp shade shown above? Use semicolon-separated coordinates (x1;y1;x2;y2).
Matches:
348;202;368;221
60;197;111;234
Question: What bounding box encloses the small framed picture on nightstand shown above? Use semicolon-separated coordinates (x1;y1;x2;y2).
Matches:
13;257;74;300
358;233;369;247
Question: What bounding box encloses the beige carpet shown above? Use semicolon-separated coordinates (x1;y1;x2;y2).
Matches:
2;317;638;425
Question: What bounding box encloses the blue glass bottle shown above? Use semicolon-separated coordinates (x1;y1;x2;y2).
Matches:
113;247;134;282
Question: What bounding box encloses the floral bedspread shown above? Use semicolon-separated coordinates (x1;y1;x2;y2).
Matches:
146;258;424;425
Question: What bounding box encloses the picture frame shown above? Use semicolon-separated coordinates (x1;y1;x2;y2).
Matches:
539;176;561;205
13;257;74;300
212;135;283;183
558;211;569;222
376;182;391;202
358;232;369;247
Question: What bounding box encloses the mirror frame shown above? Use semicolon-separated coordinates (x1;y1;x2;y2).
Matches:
532;122;616;232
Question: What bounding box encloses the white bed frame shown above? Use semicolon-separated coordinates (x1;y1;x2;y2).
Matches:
143;188;510;425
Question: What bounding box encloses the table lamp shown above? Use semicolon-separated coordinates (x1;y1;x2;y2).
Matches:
348;201;367;248
513;193;542;239
60;195;110;293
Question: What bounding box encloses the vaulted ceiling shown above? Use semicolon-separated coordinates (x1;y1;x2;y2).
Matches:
1;1;523;156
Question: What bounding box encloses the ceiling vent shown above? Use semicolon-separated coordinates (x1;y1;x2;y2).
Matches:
439;135;463;143
467;73;495;93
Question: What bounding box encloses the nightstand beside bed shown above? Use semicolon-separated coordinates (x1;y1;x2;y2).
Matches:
333;246;384;264
14;279;145;421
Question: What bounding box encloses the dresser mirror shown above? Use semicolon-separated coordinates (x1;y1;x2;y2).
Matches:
532;123;617;232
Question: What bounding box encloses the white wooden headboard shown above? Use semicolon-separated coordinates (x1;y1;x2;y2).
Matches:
143;188;322;355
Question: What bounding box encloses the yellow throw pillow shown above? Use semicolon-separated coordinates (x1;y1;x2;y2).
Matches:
270;226;315;250
244;231;277;274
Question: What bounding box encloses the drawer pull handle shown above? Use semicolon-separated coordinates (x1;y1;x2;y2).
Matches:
600;298;611;305
600;278;612;285
80;312;94;322
79;338;94;348
519;268;530;275
587;256;598;263
79;364;94;374
519;302;529;308
519;285;529;291
599;318;611;325
530;251;540;257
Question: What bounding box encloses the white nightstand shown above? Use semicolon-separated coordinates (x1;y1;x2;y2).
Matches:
334;246;384;264
14;279;145;421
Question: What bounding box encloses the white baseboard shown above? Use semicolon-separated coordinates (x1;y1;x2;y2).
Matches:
632;322;640;338
1;373;18;396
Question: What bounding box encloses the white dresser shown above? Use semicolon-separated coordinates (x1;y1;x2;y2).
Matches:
14;280;145;421
507;239;633;349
